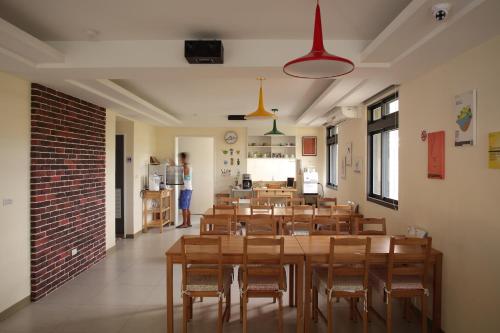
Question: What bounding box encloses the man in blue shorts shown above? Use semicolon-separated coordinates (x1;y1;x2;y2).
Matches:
176;152;193;228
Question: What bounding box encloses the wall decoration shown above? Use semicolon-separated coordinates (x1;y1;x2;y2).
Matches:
353;156;363;173
340;156;346;179
224;131;238;144
428;131;445;179
454;89;476;146
345;142;353;166
488;131;500;169
302;136;317;156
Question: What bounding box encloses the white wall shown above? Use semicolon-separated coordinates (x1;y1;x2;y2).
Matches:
133;121;158;233
326;35;500;332
105;110;116;250
0;71;31;313
156;127;248;194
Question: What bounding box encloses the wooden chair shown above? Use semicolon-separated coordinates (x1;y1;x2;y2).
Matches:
212;204;239;235
181;236;233;333
250;204;274;217
287;196;305;206
317;197;337;208
216;196;240;206
312;237;371;333
353;218;387;235
246;216;277;236
369;237;432;333
287;205;314;235
310;216;346;235
333;204;354;214
200;216;232;235
250;197;271;206
239;237;286;333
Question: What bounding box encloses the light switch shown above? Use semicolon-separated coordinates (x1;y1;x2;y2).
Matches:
71;248;78;256
3;199;13;206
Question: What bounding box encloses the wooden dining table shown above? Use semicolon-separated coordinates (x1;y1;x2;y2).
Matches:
165;235;305;333
295;235;443;333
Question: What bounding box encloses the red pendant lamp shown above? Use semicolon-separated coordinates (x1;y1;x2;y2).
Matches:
283;0;354;79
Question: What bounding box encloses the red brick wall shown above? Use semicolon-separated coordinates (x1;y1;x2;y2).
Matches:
30;83;106;301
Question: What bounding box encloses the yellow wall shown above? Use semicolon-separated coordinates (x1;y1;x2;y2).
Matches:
326;36;500;332
105;110;116;249
0;72;31;312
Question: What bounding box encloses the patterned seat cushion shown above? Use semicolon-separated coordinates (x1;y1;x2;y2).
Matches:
185;265;233;293
238;266;287;292
369;268;424;291
314;267;365;293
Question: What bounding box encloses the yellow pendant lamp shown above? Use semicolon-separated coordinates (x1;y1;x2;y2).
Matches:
245;78;276;119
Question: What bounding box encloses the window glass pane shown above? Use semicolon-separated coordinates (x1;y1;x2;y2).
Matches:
387;99;399;115
372;106;382;121
382;129;399;200
372;133;382;195
328;144;338;185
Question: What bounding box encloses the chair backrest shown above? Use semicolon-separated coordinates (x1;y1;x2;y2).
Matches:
333;204;354;214
200;216;232;235
287;197;305;206
316;205;334;218
215;192;230;199
268;195;289;207
246;216;277;236
216;196;240;206
310;216;343;235
212;204;237;218
243;237;285;292
387;237;432;291
181;236;223;292
251;197;271;206
326;237;371;291
317;197;337;208
291;205;315;234
250;204;274;217
353;218;387;235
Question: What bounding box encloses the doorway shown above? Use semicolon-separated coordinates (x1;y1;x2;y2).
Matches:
175;137;215;218
115;134;125;236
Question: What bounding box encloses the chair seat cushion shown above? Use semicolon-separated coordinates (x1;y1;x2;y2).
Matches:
185;265;233;292
369;268;424;291
238;266;287;292
313;267;365;293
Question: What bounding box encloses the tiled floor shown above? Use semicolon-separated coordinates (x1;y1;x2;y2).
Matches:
0;216;424;333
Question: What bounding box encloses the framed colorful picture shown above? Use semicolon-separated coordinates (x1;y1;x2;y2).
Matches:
454;90;476;146
428;131;445;179
302;136;317;156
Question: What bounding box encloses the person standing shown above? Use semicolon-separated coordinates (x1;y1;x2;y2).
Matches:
176;152;192;228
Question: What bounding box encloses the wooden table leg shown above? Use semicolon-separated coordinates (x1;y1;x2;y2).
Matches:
304;257;312;333
432;253;443;333
296;258;304;333
167;255;174;333
289;264;295;307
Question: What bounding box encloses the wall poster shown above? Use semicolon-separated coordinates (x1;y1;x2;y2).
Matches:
428;131;445;179
489;131;500;169
454;90;476;146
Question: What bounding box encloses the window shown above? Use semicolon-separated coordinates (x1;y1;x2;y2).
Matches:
326;126;338;188
367;93;399;209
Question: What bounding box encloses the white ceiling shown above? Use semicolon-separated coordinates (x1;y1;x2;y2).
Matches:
0;0;410;41
1;0;499;127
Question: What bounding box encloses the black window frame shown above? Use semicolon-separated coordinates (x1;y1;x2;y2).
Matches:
367;93;399;209
326;126;338;189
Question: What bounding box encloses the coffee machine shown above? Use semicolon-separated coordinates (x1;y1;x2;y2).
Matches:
242;173;252;189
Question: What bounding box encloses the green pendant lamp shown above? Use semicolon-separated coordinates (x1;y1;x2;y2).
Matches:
264;109;285;136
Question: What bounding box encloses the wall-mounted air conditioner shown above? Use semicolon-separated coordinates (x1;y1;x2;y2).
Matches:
323;106;361;126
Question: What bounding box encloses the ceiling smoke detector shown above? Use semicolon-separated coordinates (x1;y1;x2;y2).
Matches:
432;3;451;22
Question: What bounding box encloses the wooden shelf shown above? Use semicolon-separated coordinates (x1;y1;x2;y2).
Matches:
142;189;174;233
